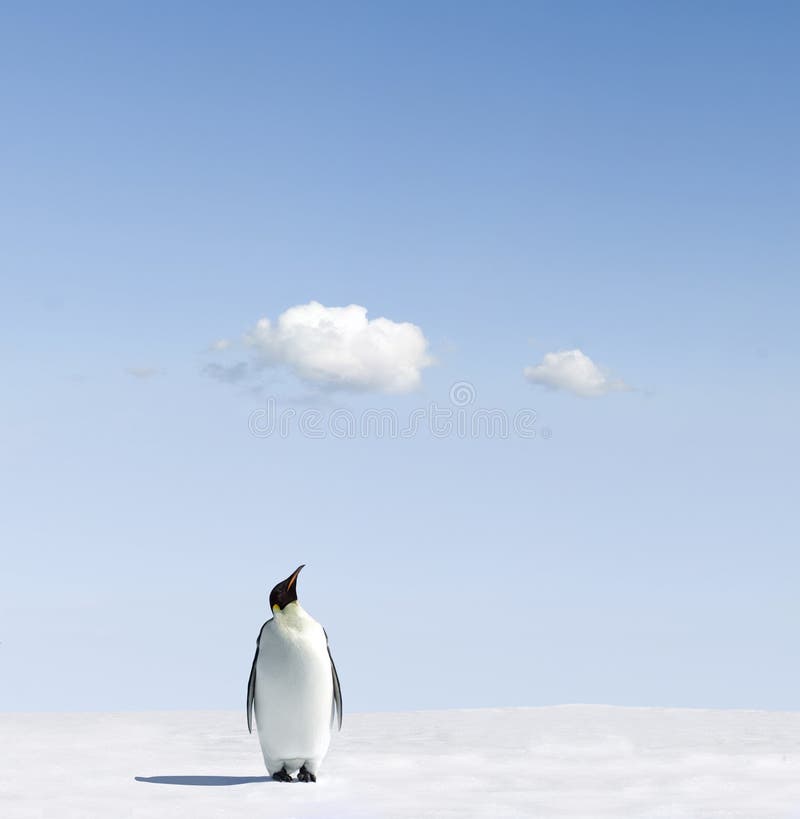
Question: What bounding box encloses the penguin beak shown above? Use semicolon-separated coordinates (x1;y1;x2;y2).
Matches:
286;564;305;592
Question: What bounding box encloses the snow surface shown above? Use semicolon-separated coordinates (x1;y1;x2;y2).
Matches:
3;705;800;818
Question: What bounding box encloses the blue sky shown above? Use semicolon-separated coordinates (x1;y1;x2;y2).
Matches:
1;1;798;713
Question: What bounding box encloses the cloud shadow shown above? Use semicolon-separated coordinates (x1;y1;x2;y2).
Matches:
135;775;271;786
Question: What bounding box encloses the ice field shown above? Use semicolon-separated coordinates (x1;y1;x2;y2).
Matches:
3;705;800;818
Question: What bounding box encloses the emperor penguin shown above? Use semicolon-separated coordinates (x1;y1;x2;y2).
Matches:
247;564;342;782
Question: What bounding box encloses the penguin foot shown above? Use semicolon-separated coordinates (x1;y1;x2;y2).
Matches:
272;768;293;783
297;765;316;783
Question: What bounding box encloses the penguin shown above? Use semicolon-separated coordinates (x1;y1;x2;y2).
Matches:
247;564;342;782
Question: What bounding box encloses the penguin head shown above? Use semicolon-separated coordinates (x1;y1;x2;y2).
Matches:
269;564;305;612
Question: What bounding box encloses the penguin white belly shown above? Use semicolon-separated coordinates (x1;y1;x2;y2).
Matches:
254;616;333;775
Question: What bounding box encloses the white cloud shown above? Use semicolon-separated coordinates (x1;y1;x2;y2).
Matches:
209;338;232;352
524;349;629;397
245;301;433;393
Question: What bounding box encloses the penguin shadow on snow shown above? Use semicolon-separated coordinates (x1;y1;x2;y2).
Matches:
135;775;272;786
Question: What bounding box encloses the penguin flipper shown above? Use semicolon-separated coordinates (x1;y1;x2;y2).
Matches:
247;621;269;734
324;628;343;731
246;647;258;734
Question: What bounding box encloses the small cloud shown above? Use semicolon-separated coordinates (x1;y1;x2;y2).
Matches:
126;366;160;379
524;349;629;397
202;361;250;384
242;301;433;394
209;338;232;352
